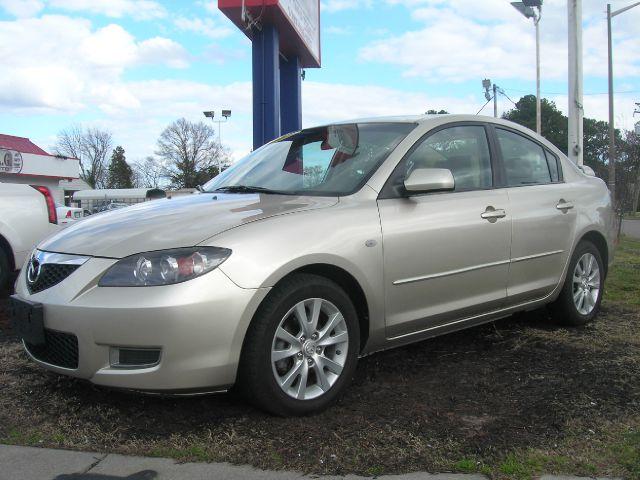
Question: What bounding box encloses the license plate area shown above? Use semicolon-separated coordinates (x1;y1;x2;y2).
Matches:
9;295;45;345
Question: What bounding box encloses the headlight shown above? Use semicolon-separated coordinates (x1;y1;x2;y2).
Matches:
99;247;231;287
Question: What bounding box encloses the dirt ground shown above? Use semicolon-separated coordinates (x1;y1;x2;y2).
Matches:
0;243;639;479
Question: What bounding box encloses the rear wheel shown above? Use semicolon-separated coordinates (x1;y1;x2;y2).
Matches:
239;273;360;416
550;240;604;326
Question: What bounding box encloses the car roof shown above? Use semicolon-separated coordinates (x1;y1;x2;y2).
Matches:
316;114;567;161
331;114;516;126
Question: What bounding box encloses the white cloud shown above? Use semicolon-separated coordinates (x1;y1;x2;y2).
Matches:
0;0;44;17
321;0;372;13
174;16;233;39
48;0;166;20
0;15;189;113
359;0;640;83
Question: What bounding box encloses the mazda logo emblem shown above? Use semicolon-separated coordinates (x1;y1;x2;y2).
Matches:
27;256;41;284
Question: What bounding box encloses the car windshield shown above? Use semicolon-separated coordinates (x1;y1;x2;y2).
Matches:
203;122;416;196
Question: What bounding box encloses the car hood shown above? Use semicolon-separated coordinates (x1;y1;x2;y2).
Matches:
39;193;338;258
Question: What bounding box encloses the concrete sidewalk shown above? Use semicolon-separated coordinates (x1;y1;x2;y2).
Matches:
622;219;640;239
0;445;617;480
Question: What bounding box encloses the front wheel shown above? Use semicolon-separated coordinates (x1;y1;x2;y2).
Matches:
550;240;604;326
239;273;360;416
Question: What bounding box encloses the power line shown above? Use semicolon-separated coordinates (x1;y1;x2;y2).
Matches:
501;86;640;96
476;96;494;115
500;90;519;107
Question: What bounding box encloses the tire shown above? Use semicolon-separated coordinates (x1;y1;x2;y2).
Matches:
238;273;360;416
0;248;10;293
550;240;604;326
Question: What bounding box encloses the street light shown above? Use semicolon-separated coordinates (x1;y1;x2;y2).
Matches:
607;2;640;205
203;109;232;173
511;0;543;135
202;109;232;146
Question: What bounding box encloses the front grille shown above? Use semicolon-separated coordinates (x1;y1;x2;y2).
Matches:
27;264;80;294
25;329;79;369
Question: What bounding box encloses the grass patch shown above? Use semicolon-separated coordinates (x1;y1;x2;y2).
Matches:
453;458;478;473
604;236;640;306
610;430;640;478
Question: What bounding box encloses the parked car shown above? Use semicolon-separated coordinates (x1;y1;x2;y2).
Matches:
56;204;84;226
90;201;129;215
9;115;615;416
0;183;59;290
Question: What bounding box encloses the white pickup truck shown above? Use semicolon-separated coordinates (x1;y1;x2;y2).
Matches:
0;182;60;290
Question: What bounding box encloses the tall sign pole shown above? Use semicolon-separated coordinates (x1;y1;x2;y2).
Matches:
219;0;321;150
252;24;281;150
568;0;584;166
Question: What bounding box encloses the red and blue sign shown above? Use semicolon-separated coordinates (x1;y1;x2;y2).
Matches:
218;0;322;149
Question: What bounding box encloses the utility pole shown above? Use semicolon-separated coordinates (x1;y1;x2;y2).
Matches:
606;2;640;205
568;0;584;166
493;84;498;118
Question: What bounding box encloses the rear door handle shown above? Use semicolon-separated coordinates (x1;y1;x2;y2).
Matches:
556;200;574;211
481;207;506;221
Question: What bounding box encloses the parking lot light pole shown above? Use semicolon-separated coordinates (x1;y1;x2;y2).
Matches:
511;0;543;135
203;110;232;174
607;2;640;205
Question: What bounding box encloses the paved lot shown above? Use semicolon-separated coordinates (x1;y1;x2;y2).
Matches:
0;445;619;480
623;219;640;239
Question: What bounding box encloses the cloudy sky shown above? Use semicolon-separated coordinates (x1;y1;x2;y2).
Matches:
0;0;639;163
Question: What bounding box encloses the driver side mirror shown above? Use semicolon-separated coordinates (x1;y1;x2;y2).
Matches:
404;168;455;194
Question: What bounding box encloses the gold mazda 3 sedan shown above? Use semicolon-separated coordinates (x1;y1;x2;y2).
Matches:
10;115;615;416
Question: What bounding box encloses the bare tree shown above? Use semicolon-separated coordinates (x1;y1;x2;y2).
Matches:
620;131;640;213
133;156;166;189
54;125;113;189
156;118;228;189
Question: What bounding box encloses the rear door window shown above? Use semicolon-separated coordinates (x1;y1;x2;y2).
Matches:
496;128;552;186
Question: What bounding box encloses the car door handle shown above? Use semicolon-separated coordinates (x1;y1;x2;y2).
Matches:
481;207;506;221
556;200;574;211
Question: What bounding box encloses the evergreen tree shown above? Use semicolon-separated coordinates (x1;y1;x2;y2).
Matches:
106;146;134;189
503;95;568;154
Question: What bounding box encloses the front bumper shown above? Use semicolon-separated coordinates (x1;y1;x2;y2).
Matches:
14;257;269;392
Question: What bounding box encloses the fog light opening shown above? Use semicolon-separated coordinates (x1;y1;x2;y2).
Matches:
109;347;161;369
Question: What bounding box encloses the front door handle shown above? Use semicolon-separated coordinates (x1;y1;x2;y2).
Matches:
556;200;574;211
481;207;506;222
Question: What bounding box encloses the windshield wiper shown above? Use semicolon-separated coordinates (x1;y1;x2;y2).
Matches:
212;185;293;195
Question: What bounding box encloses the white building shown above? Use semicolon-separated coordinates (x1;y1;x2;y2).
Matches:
73;188;166;212
0;134;83;205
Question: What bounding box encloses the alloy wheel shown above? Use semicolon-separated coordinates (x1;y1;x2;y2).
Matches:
271;298;349;400
572;252;601;315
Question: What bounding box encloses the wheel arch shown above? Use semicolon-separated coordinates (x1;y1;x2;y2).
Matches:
291;264;370;351
578;230;609;278
247;263;371;354
0;233;16;272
